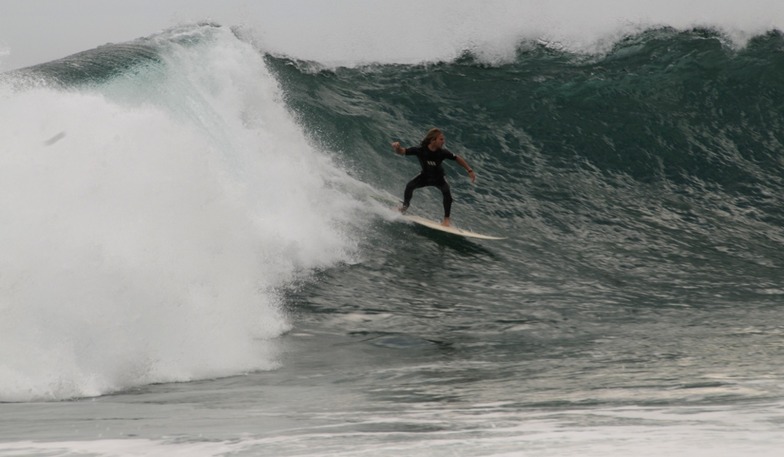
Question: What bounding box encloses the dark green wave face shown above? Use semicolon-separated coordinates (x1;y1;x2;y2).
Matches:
270;28;784;187
16;43;162;87
268;28;784;299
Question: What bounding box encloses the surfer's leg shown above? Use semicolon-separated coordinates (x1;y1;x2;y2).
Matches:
402;175;426;211
439;180;453;219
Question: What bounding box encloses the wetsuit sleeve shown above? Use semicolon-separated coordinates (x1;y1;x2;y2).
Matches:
404;146;419;156
442;148;457;160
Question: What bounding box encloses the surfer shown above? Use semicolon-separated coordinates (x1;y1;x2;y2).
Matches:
391;128;476;227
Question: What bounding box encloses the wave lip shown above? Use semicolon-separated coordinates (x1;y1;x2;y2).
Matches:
244;1;784;67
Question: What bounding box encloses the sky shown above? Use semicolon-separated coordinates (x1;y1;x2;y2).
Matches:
2;0;784;72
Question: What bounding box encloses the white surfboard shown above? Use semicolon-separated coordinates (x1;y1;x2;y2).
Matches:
401;215;506;240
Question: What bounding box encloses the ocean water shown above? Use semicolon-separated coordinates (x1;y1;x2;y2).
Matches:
2;5;784;456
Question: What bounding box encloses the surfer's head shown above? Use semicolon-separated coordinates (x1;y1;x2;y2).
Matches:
421;128;445;150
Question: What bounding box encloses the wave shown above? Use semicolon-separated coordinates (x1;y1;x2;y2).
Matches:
271;27;784;187
0;25;367;401
3;20;784;401
269;26;784;290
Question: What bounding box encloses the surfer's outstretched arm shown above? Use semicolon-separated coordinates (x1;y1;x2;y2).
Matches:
455;156;476;183
391;141;406;155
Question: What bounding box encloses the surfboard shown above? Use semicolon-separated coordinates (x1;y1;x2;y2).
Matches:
400;214;506;240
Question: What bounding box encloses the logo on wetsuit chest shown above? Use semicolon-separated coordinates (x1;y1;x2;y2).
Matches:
427;161;438;166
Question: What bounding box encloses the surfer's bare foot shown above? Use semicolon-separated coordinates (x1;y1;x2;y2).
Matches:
397;204;408;213
441;217;451;227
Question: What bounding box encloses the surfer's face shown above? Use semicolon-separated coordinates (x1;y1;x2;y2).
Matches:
431;134;445;149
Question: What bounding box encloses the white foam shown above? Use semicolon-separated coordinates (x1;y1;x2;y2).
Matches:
0;439;239;457
0;26;362;401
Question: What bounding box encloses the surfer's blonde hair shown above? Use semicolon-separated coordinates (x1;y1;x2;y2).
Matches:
420;128;444;148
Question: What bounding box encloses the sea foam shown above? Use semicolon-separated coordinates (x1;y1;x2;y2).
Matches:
0;26;362;401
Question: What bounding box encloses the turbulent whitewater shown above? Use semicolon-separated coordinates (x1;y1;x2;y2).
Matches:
0;25;367;401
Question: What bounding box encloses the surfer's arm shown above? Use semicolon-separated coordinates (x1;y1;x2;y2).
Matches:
455;156;476;183
391;142;406;155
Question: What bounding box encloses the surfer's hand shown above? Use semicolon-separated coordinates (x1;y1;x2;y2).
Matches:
468;170;476;183
391;142;403;154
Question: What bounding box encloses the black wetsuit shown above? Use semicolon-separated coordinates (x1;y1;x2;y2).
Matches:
402;146;457;218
